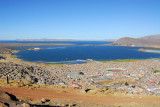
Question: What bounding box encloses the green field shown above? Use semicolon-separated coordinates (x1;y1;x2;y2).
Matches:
97;59;144;63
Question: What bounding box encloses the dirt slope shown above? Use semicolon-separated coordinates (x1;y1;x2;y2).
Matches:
0;86;160;106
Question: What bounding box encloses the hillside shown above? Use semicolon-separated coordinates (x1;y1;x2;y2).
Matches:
111;34;160;47
140;34;160;40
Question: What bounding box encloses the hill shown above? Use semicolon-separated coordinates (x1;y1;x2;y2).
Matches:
111;34;160;47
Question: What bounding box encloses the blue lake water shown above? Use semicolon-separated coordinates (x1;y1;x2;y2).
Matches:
10;41;160;64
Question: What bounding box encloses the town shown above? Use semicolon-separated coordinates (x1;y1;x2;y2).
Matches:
0;47;160;96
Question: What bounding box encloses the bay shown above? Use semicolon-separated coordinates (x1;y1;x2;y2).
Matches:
12;41;160;64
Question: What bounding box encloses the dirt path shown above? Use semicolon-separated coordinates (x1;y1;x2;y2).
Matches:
0;86;160;105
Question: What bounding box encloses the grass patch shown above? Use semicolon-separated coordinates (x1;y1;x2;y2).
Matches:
46;62;60;63
47;63;65;65
107;69;123;71
97;59;144;63
46;61;73;65
154;70;160;73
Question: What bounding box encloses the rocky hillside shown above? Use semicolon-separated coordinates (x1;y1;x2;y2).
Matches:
140;34;160;40
111;34;160;47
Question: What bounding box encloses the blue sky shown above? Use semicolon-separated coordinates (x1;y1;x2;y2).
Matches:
0;0;160;40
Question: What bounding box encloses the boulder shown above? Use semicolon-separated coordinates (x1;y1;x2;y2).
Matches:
41;98;46;103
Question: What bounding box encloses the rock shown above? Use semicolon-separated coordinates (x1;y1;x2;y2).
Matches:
41;98;46;103
61;104;65;107
56;103;61;106
69;103;73;107
22;103;30;107
0;90;11;100
87;89;97;94
21;80;32;86
0;90;22;107
25;75;32;82
0;102;8;107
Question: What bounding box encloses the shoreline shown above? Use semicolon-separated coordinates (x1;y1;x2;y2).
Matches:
108;43;160;54
108;43;160;48
7;51;47;67
138;48;160;54
0;43;76;48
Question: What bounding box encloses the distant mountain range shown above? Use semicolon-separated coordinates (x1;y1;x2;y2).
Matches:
111;34;160;47
15;34;160;48
17;39;116;41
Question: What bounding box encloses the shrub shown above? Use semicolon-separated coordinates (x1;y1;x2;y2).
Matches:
79;72;84;75
61;86;65;89
131;86;135;88
103;87;109;91
125;82;129;86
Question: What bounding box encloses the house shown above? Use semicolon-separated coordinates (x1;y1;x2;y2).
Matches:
148;81;157;85
59;82;65;85
131;82;136;86
72;82;79;87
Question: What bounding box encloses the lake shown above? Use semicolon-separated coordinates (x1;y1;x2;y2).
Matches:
10;41;160;64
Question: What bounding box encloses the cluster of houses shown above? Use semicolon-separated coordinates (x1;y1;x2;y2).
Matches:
52;62;160;95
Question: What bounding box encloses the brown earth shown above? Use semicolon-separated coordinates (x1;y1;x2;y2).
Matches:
0;85;160;106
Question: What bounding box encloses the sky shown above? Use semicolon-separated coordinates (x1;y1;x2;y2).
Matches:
0;0;160;40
